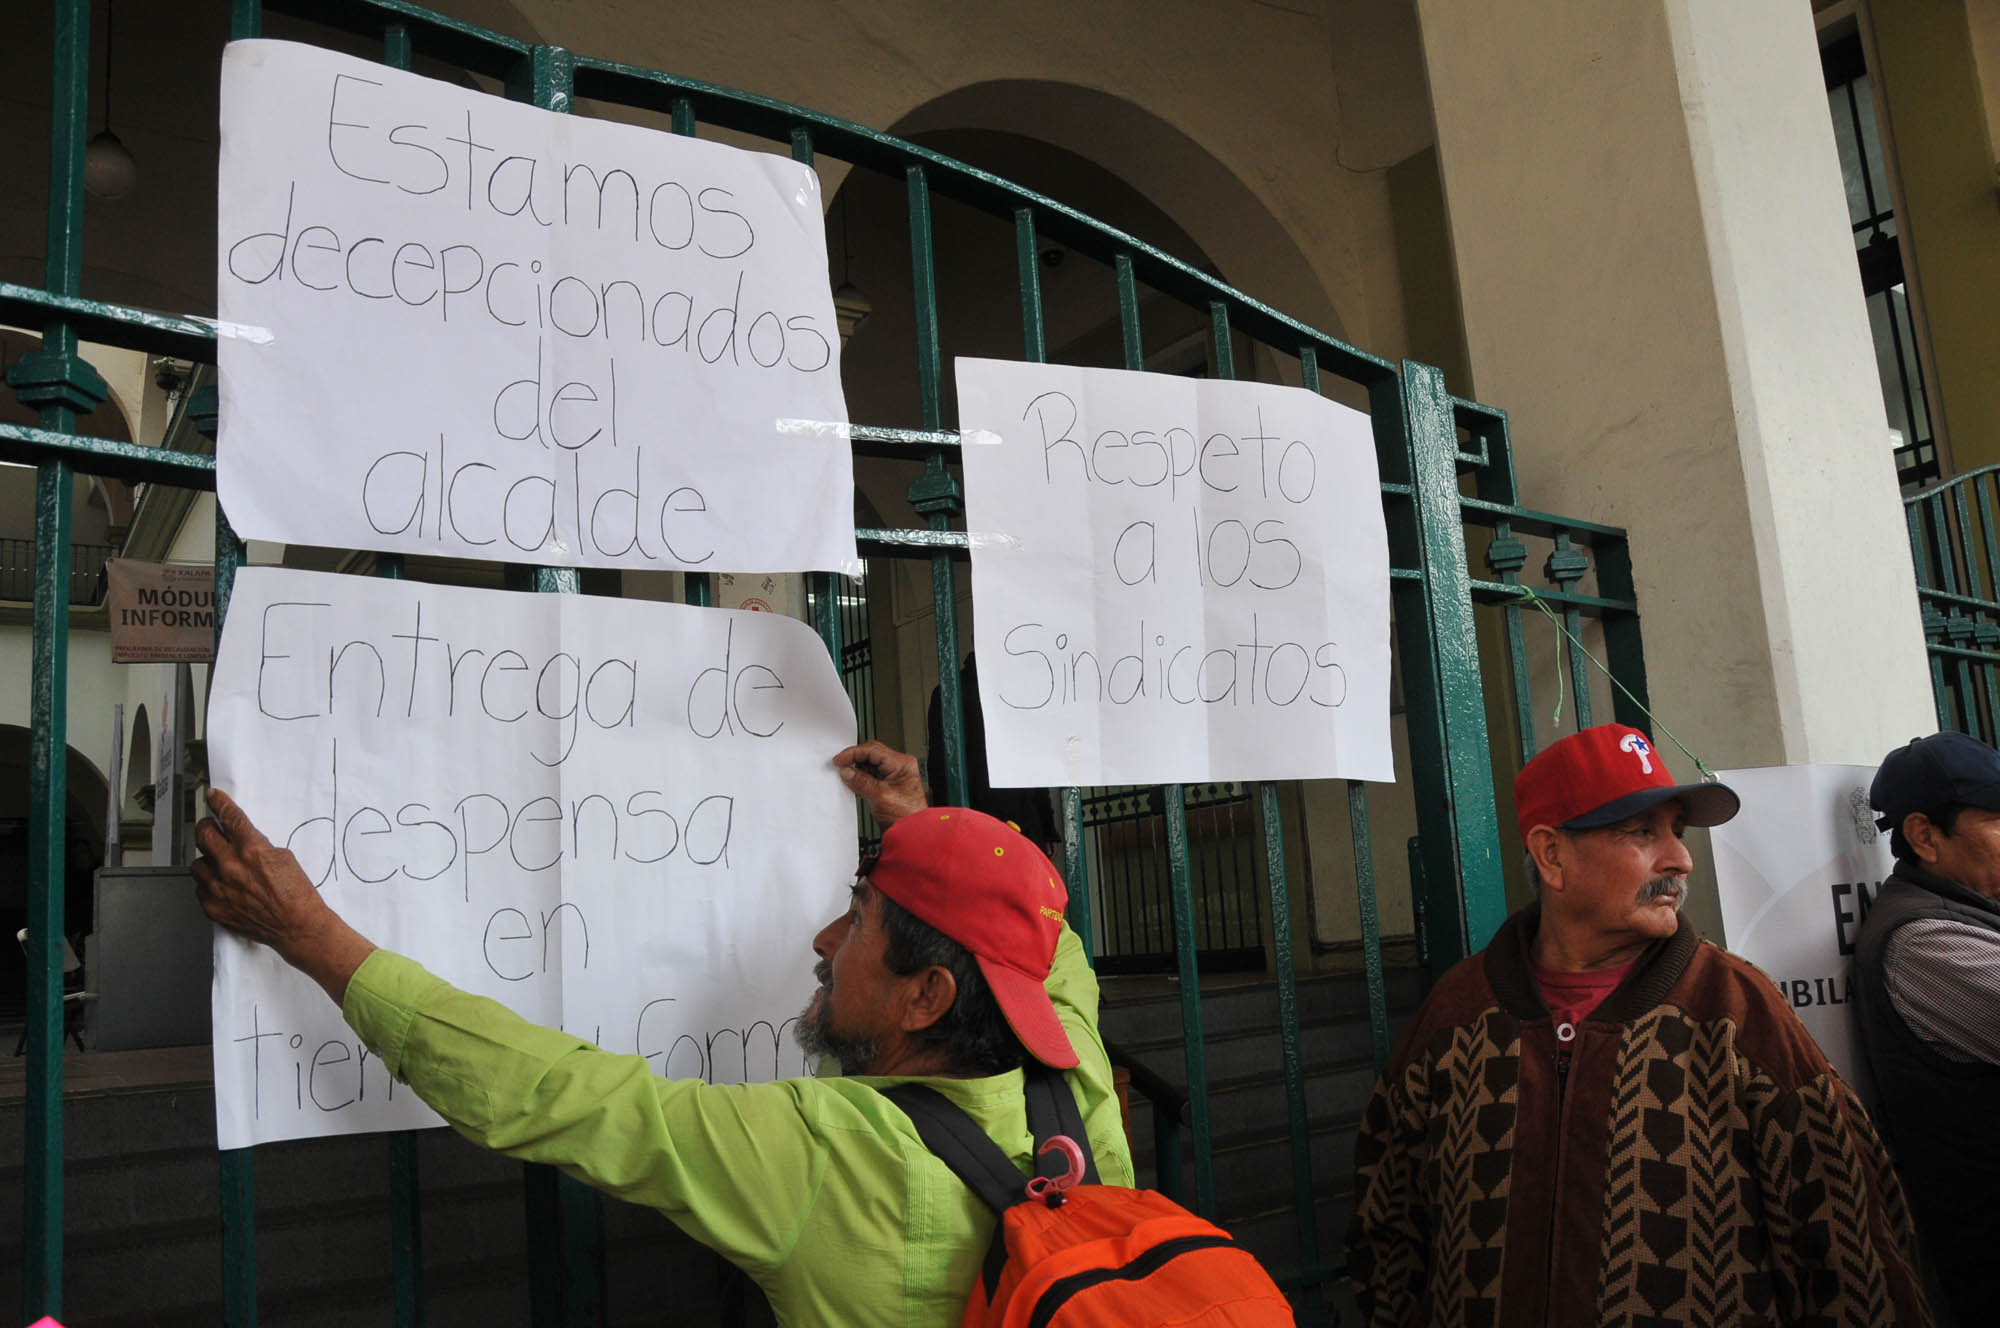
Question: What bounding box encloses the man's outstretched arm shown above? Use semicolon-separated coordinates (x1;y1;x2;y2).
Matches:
192;787;376;1003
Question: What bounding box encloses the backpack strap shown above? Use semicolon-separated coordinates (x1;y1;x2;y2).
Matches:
882;1083;1022;1299
883;1083;1028;1214
1023;1062;1101;1186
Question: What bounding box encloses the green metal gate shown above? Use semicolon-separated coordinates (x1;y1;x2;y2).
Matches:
5;1;1650;1322
1906;463;2000;742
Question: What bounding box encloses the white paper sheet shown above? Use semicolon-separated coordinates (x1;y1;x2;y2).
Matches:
207;567;858;1148
217;40;855;574
1710;763;1888;1102
954;359;1393;786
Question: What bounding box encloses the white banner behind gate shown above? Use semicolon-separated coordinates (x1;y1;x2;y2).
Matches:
207;568;857;1148
217;40;855;573
1710;764;1890;1100
954;359;1393;786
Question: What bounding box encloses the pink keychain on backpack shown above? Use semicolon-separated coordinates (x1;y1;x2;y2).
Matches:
1024;1135;1087;1206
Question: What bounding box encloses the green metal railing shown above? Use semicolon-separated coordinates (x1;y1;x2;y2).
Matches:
1906;462;2000;743
7;1;1651;1322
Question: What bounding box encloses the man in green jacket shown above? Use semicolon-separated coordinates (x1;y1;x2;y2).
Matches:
192;740;1131;1327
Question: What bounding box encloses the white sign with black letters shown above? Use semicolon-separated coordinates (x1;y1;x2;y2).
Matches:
207;567;857;1148
217;40;854;573
1710;763;1889;1101
955;358;1393;787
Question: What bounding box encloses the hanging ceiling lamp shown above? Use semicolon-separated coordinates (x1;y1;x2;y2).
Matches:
832;189;870;344
84;2;136;201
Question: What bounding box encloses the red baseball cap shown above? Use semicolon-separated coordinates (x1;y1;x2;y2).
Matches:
866;807;1079;1068
1513;723;1739;840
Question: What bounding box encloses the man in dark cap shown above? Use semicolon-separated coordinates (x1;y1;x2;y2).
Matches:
1348;722;1928;1327
190;740;1130;1328
1855;731;2000;1326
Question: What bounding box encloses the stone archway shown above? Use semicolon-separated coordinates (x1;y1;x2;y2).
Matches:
889;79;1348;345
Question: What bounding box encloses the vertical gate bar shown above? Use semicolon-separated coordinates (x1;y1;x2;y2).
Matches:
1554;536;1593;730
1254;343;1321;1302
500;45;600;1328
1262;784;1320;1296
1909;502;1950;727
905;165;968;803
232;0;262;39
17;2;97;1318
376;30;423;1315
1017;207;1094;950
1164;785;1214;1217
1152;1100;1184;1202
388;1133;425;1328
218;478;252;1323
671;99;710;607
219;1150;258;1328
1349;781;1391;1069
1015;208;1047;364
525;1162;561;1327
790;126;847;673
1490;520;1538;757
560;1166;609;1327
1303;349;1393;1077
1932;494;1959;592
1953;485;1980;598
1115;255;1143;370
1379;361;1505;968
24;461;73;1326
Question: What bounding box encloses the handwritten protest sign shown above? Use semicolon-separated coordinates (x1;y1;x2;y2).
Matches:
1711;763;1888;1101
955;359;1393;787
217;40;855;574
207;567;857;1148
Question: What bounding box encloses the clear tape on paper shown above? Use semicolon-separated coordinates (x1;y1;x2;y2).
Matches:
966;530;1022;551
775;418;854;439
774;418;1003;446
190;316;275;345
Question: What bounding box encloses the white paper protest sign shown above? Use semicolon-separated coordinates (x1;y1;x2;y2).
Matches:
207;567;857;1148
1710;764;1888;1100
955;359;1393;786
217;40;855;574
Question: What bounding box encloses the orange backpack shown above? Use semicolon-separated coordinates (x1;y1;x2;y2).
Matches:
885;1069;1296;1327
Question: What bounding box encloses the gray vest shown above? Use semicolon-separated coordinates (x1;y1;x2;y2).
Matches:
1851;863;2000;1319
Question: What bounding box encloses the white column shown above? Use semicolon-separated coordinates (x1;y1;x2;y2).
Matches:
1416;0;1935;768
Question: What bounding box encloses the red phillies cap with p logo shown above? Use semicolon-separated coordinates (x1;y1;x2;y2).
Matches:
866;807;1079;1068
1513;723;1739;840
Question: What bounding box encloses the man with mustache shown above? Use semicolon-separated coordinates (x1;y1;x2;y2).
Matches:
1347;723;1929;1326
190;740;1130;1327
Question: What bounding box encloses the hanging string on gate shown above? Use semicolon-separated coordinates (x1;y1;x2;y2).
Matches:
1513;585;1719;782
1547;594;1566;735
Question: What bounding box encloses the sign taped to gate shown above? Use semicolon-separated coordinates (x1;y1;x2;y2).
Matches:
1710;763;1887;1101
216;40;856;574
955;359;1393;786
106;558;216;662
206;567;857;1148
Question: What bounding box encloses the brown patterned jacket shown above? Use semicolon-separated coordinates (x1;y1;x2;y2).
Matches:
1346;906;1930;1327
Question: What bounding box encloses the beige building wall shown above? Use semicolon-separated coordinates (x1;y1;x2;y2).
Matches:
1869;0;2000;474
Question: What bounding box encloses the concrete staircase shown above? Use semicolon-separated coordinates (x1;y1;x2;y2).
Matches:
1098;964;1431;1323
0;963;1427;1325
